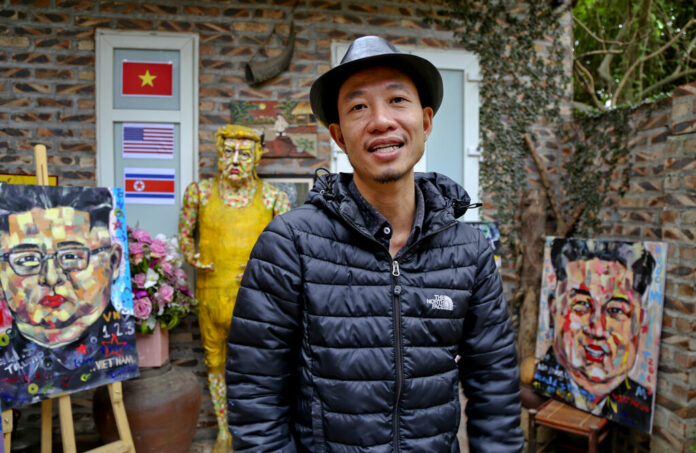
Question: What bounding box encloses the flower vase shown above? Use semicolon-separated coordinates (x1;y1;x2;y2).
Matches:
136;323;169;368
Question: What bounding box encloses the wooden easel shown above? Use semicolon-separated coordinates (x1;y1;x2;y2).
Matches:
0;145;135;453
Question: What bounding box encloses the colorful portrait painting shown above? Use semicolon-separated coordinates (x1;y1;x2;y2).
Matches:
0;184;139;410
532;237;667;433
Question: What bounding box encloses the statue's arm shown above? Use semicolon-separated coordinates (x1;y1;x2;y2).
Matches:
273;189;291;217
179;181;214;270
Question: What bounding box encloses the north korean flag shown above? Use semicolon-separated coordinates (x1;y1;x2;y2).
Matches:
122;60;173;97
124;167;176;205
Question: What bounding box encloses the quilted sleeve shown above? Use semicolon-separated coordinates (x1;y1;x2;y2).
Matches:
226;215;303;453
458;232;523;453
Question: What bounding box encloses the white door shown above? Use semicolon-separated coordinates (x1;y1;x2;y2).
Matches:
96;30;199;236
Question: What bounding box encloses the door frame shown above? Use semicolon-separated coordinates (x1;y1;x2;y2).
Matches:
95;29;199;194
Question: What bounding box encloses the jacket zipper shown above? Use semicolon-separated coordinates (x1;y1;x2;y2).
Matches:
392;260;402;452
334;204;460;452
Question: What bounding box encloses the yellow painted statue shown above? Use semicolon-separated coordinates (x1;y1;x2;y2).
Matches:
178;124;290;452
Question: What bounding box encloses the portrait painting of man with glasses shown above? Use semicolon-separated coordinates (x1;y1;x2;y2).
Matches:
0;184;138;410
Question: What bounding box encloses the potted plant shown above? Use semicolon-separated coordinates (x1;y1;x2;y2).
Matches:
127;227;197;367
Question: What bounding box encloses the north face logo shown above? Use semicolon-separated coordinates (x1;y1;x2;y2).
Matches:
426;294;454;311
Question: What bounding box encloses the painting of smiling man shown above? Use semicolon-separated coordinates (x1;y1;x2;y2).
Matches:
532;237;667;433
0;184;138;410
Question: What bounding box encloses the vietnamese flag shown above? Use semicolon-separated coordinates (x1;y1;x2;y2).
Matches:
122;61;173;96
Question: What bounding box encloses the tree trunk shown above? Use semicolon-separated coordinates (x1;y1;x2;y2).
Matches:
619;0;652;104
517;188;548;363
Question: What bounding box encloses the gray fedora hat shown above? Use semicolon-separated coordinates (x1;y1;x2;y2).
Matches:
310;36;443;128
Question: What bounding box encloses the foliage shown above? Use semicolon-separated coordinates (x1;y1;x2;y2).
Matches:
433;0;570;249
573;0;696;109
560;106;636;235
127;227;197;334
433;1;645;243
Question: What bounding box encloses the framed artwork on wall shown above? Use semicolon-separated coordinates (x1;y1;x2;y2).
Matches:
262;175;315;210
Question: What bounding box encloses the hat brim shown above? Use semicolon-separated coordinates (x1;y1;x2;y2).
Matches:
310;53;443;128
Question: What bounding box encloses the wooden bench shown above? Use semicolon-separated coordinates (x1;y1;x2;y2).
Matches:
528;399;613;453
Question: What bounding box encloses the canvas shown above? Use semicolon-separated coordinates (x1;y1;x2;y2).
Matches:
0;184;139;410
265;176;314;209
230;100;318;158
532;237;667;433
465;221;501;269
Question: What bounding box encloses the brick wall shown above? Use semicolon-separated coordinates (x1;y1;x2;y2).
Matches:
593;83;696;453
0;0;461;186
0;0;472;445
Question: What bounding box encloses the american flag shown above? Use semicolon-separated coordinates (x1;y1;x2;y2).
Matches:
122;123;175;159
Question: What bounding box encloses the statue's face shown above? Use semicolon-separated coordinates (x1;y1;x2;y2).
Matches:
218;138;257;182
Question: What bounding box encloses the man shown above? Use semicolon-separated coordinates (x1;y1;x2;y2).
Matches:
226;36;522;452
0;184;137;409
532;238;656;432
179;124;289;452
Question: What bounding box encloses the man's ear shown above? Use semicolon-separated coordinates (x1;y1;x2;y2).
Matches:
422;106;434;141
329;123;346;152
109;243;123;281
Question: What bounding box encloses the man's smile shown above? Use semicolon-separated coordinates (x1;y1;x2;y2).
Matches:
367;137;405;153
368;143;404;153
584;343;608;363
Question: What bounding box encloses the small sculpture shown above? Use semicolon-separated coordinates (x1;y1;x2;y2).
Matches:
179;124;289;452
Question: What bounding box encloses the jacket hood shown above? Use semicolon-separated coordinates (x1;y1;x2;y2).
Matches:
306;172;475;234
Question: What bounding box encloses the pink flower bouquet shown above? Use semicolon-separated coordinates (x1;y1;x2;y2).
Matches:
127;227;197;334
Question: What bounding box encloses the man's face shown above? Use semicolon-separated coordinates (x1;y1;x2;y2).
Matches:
218;138;257;182
0;207;121;348
329;66;433;187
552;258;643;397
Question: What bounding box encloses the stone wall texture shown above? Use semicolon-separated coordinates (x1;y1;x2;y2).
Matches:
598;83;696;453
0;0;461;186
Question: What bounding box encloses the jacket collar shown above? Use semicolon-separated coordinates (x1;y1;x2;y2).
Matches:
307;172;473;238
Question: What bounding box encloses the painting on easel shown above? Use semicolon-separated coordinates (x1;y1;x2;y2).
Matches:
532;237;667;433
0;184;139;410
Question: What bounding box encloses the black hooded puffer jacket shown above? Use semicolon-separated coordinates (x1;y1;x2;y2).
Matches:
226;172;523;453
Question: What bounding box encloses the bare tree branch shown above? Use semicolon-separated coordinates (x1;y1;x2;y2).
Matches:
685;35;696;62
613;17;696;106
598;13;636;86
524;134;565;234
574;60;604;108
572;13;626;46
641;68;696;97
560;204;585;238
572;100;595;112
577;49;624;57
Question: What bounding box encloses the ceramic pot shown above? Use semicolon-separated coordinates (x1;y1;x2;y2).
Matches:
93;362;201;453
135;323;169;367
